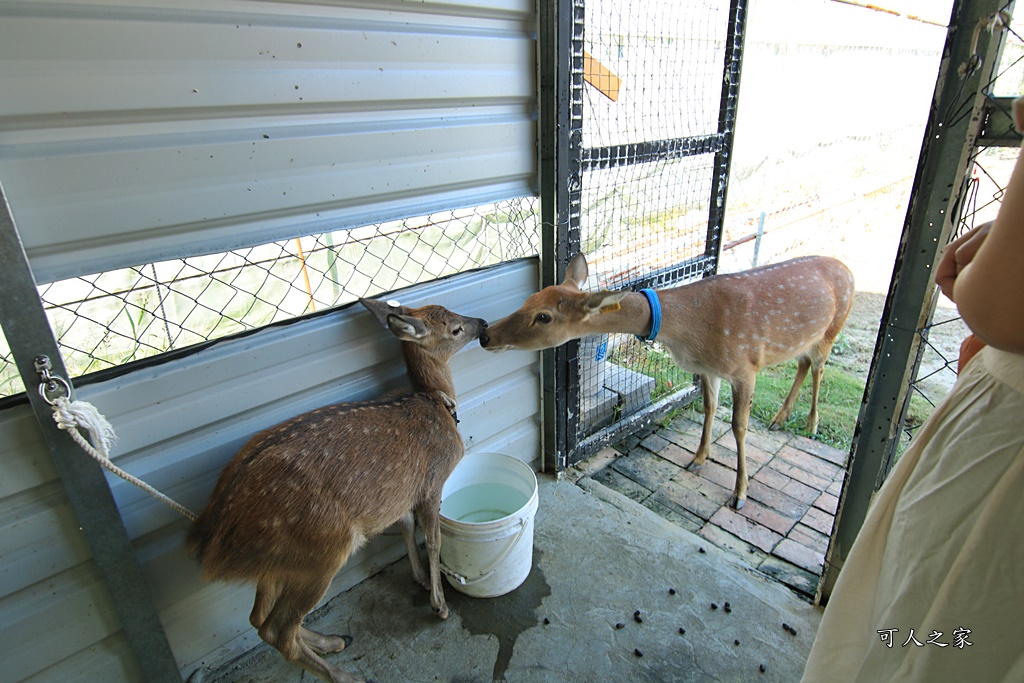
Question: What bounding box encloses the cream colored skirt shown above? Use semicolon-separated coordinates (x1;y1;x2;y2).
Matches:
801;346;1024;682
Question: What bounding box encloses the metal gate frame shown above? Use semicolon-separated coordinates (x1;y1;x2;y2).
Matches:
539;0;750;470
819;0;1017;604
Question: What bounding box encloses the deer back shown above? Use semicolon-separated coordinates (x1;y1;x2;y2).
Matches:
186;391;462;579
480;254;854;381
657;255;855;378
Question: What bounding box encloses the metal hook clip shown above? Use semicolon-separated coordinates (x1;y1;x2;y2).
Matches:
34;355;71;406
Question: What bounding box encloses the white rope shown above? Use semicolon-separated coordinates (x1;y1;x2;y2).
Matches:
51;396;198;521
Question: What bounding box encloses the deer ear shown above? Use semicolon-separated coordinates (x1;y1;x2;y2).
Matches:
563;253;590;289
386;313;429;341
583;291;626;315
360;297;406;329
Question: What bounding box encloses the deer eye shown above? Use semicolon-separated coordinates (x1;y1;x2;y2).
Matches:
451;326;463;337
535;313;552;324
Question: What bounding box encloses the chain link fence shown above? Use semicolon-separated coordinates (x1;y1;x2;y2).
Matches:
570;0;739;442
0;198;538;399
895;21;1024;455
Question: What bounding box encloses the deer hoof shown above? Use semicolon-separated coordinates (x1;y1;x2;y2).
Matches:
729;495;746;510
434;604;450;620
303;631;353;655
687;461;703;472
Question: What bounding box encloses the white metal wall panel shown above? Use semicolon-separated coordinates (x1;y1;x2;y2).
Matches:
0;260;541;679
0;0;536;284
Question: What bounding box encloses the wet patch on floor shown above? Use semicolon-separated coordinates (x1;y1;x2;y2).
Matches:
446;550;551;682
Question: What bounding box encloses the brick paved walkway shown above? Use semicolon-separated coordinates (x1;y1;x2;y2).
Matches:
579;406;848;599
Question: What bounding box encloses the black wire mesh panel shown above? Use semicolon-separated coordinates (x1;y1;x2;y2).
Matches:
572;0;742;447
891;23;1024;467
0;198;538;398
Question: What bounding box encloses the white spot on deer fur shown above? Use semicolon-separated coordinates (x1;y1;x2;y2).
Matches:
723;329;731;336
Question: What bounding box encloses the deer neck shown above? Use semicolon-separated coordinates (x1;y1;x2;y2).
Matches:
587;291;656;338
402;344;457;398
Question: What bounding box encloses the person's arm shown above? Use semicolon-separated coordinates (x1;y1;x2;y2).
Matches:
952;154;1024;353
935;221;992;302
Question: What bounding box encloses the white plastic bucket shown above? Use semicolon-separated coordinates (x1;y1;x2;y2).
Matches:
439;453;539;598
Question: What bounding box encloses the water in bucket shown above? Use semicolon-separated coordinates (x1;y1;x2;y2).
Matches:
441;482;528;523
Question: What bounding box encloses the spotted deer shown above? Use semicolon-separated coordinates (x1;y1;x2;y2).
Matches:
186;298;486;683
480;254;854;510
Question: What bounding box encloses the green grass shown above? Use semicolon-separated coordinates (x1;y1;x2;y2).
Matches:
745;362;864;451
606;333;945;455
609;338;872;451
670;360;866;453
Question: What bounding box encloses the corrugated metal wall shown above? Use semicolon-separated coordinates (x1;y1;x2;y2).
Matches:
0;0;535;285
1;265;541;680
0;0;538;679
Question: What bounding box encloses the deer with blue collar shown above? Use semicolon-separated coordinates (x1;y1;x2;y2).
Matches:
480;253;854;510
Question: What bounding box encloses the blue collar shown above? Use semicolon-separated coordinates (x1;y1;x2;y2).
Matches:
636;288;661;342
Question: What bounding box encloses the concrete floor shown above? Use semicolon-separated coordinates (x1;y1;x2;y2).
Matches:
202;471;822;683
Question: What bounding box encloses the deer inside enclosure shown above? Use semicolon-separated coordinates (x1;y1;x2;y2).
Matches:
480;254;854;510
186;298;487;683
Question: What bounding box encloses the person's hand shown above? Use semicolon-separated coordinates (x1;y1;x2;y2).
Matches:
936;221;993;301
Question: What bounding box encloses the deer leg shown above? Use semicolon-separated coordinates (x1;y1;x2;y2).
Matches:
259;574;362;683
807;362;825;434
416;501;449;620
255;581;350;656
253;578;352;658
398;510;429;590
250;579;283;631
769;357;811;431
301;627;353;656
729;377;755;510
689;374;721;471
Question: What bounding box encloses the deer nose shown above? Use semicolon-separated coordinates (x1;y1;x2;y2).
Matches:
479;330;491;347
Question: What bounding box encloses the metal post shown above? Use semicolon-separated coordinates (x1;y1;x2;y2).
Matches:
819;0;1013;604
705;0;749;273
752;211;765;267
538;0;583;471
0;181;182;681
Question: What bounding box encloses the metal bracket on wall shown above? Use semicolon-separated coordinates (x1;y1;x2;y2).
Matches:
0;180;182;682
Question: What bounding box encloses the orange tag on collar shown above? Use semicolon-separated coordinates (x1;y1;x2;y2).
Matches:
599;302;621;314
